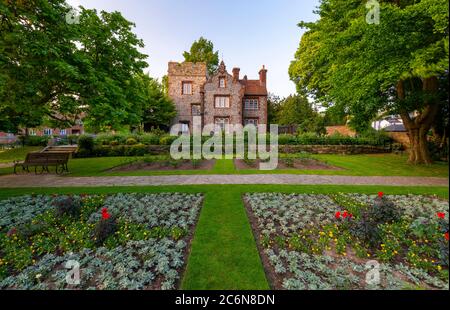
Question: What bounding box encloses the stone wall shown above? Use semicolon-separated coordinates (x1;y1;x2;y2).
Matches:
279;144;391;155
145;144;391;155
203;72;245;126
167;62;207;126
387;132;410;149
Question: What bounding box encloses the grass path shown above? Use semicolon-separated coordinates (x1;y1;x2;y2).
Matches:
0;184;448;289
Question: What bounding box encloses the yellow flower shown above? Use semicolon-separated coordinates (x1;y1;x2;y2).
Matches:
437;265;442;271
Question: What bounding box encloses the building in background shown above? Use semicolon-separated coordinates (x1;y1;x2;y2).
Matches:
167;60;268;132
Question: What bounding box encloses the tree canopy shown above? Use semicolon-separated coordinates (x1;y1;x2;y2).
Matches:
289;0;449;163
0;0;153;133
183;37;219;75
274;94;326;135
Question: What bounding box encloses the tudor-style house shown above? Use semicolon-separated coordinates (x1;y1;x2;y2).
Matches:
167;60;268;132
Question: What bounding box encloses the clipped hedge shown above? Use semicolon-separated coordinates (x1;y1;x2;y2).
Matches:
74;144;171;158
18;135;49;146
74;132;393;157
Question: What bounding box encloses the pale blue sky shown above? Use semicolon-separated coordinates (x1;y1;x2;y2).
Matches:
67;0;320;97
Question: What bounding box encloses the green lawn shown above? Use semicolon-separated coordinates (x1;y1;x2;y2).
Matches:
0;184;448;289
0;153;448;177
0;146;42;163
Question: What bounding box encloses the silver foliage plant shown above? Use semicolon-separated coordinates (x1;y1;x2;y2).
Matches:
245;193;449;290
0;193;203;290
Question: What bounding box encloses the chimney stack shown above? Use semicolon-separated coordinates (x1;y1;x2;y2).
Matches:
232;67;240;82
259;65;267;85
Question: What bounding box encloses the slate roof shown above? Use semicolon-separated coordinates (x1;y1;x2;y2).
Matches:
383;124;406;132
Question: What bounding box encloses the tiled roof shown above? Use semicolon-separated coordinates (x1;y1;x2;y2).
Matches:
241;80;267;96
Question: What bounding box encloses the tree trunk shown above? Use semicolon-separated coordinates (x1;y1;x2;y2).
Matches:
397;77;439;165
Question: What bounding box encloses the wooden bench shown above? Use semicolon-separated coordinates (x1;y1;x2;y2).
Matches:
14;152;70;175
41;145;78;154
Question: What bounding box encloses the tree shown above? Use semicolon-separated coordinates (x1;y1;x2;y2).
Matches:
267;93;282;125
0;0;80;132
137;74;176;131
289;0;449;164
183;37;219;75
0;0;148;133
276;95;325;135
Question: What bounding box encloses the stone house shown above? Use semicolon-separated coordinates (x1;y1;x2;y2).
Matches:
167;60;268;132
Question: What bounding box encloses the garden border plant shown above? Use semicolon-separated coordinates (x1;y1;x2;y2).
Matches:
0;184;447;290
243;192;449;290
0;193;204;289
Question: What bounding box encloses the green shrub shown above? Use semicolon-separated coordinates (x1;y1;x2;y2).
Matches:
349;195;400;246
65;134;78;145
52;195;82;218
278;134;298;145
19;135;49;146
78;135;94;153
159;135;177;145
125;137;137;145
125;144;147;156
138;133;160;145
93;216;118;246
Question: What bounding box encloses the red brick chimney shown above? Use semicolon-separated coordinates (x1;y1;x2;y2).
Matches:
232;67;240;82
259;65;267;86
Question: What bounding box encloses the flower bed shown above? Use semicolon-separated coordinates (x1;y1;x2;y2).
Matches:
0;193;203;289
244;193;449;290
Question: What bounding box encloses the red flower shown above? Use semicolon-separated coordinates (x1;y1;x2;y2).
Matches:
343;211;348;218
378;192;383;198
437;212;445;219
445;232;449;241
335;211;341;219
101;208;110;220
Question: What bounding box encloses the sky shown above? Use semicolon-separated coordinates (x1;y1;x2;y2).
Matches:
67;0;320;97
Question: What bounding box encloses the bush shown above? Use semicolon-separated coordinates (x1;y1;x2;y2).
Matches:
138;133;160;145
125;138;137;145
19;135;49;146
159;135;177;145
52;195;82;218
93;216;118;246
125;144;147;156
278;134;298;145
350;195;400;246
77;135;94;153
67;134;79;145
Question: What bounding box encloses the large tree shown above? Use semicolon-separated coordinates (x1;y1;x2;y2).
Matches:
0;0;148;133
276;95;326;135
137;74;176;131
183;37;219;75
289;0;449;164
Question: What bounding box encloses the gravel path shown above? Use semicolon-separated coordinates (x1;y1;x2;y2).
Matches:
0;174;447;187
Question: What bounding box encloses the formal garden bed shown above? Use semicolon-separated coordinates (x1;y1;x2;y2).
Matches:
234;157;341;170
108;158;215;172
0;193;203;289
244;192;449;290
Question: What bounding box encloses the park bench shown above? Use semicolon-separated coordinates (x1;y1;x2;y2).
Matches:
14;152;70;175
41;145;78;153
